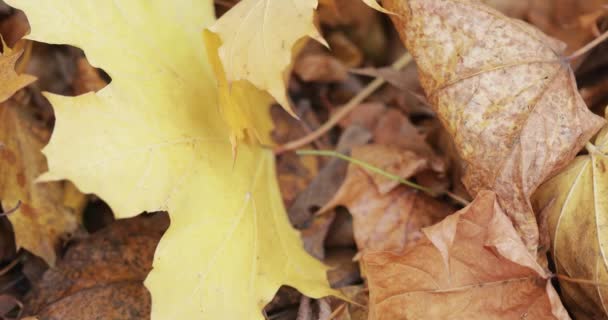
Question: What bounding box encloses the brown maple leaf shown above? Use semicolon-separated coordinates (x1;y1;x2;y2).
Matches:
363;191;569;320
383;0;605;252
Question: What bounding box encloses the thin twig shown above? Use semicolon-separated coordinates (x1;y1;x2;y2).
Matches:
567;28;608;61
274;52;413;154
0;201;21;217
0;256;20;277
297;149;470;206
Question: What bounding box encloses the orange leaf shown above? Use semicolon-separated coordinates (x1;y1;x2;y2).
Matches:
363;191;570;320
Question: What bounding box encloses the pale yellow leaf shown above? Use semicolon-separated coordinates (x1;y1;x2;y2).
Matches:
207;0;324;114
533;111;608;320
7;0;336;319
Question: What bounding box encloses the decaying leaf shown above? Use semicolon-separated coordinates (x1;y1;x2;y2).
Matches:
320;144;453;252
288;126;372;228
0;44;35;103
294;53;348;83
7;1;336;319
532;111;608;319
363;191;569;320
0;98;83;266
383;0;605;251
528;0;608;54
23;214;168;320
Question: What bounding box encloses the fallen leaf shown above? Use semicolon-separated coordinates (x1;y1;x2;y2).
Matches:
272;105;321;207
0;44;35;103
528;0;608;54
294;53;348;83
383;0;605;251
328;285;369;320
373;109;443;171
338;102;386;131
289;126;372;228
325;249;361;288
532;111;608;319
23;213;168;320
0;98;82;266
205;0;392;140
0;10;29;48
317;1;387;63
363;191;570;320
320;144;453;252
480;0;529;18
7;1;337;318
72;57;107;95
0;295;21;319
206;0;324;118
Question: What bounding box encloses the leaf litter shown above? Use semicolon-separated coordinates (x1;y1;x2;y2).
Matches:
1;0;608;319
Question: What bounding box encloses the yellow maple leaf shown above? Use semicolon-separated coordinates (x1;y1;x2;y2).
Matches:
206;0;390;142
7;0;336;319
532;110;608;319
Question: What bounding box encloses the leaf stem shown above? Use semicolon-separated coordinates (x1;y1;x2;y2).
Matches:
567;28;608;61
274;52;413;155
297;149;470;206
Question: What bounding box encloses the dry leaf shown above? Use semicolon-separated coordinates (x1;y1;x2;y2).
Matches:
528;0;608;54
289;126;371;228
320;144;453;252
8;1;337;318
0;99;82;266
338;102;386;131
383;0;605;251
294;53;348;83
206;0;389;140
272;105;321;207
23;214;168;320
72;57;107;95
363;191;569;320
0;44;35;103
532;111;608;319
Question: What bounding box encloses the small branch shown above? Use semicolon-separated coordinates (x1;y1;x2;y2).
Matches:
567;28;608;61
297;149;470;206
0;255;21;276
0;201;21;217
274;52;413;154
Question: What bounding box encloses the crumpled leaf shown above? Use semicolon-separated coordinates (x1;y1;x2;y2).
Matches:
23;214;168;320
7;1;336;319
0;98;82;266
383;0;605;251
363;191;570;320
320;144;453;252
532;111;608;319
0;44;35;103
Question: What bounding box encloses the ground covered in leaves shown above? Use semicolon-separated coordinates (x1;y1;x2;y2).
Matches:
1;0;608;319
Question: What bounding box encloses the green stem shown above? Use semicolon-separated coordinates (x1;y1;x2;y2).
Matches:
297;149;470;206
